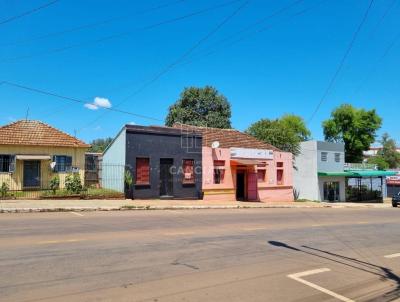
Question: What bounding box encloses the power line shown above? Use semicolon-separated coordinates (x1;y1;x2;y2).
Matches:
0;0;59;26
0;0;242;63
307;0;375;123
1;0;185;47
0;81;163;122
180;0;323;67
77;0;250;133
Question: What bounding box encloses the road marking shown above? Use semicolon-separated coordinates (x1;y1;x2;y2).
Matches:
243;227;267;231
288;268;354;302
70;211;84;216
37;239;86;245
164;232;195;236
384;253;400;259
357;221;368;224
311;224;323;227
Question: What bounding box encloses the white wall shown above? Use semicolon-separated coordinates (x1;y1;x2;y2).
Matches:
101;127;126;192
293;141;319;201
316;141;345;173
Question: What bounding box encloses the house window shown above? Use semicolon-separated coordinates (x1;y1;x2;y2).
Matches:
335;153;341;163
277;162;283;168
277;169;284;185
136;158;150;185
53;155;72;172
257;170;266;182
213;160;225;184
182;159;195;184
321;152;328;162
0;155;15;173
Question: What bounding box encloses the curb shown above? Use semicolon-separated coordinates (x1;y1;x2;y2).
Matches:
0;203;390;213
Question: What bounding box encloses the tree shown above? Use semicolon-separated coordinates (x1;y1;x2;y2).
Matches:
165;86;232;128
88;137;113;153
323;104;382;163
367;155;389;170
368;133;400;169
246;114;311;155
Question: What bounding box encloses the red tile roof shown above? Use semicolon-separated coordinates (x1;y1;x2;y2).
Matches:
173;123;281;151
0;120;89;148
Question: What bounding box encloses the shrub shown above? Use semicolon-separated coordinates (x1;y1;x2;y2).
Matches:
65;173;83;194
0;182;9;198
49;175;60;194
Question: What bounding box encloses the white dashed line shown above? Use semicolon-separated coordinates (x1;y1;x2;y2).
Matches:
70;212;84;216
288;268;354;302
384;253;400;259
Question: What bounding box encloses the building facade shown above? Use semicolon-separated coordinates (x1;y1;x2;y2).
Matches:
176;124;293;202
0;120;89;191
294;141;396;202
102;125;202;199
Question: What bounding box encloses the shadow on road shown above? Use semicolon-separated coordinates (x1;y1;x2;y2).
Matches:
268;241;400;301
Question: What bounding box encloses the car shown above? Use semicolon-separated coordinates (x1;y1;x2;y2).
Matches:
392;192;400;207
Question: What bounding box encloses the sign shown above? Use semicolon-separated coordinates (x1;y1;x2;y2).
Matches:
230;148;274;160
387;175;400;185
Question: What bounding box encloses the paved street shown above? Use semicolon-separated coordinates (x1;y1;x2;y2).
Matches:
1;208;399;302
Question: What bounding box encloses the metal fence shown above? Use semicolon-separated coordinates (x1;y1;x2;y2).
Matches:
0;162;125;200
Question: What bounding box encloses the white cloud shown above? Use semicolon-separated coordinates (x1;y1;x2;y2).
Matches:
94;97;111;108
84;103;98;110
84;97;112;111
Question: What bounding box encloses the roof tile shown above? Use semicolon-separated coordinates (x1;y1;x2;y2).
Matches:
0;120;89;148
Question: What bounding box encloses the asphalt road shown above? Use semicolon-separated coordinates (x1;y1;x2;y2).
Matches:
0;207;399;302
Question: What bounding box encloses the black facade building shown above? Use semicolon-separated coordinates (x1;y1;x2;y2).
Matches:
102;125;202;199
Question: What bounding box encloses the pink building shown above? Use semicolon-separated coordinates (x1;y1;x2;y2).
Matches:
177;125;293;202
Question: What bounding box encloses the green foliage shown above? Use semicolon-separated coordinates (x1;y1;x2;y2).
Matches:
323;104;382;163
165;86;232;128
378;133;400;168
65;173;83;194
367;155;389;170
49;175;60;194
246;114;311;155
124;170;133;187
88;137;113;153
0;182;9;198
367;133;400;169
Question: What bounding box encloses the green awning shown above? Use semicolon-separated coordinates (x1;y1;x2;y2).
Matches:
318;171;356;177
318;170;398;177
349;170;398;177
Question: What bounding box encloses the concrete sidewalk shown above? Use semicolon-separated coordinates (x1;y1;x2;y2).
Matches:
0;199;391;213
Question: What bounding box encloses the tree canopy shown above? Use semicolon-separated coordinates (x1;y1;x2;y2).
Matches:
88;137;113;153
246;114;311;155
165;86;232;128
323;104;382;163
368;133;400;169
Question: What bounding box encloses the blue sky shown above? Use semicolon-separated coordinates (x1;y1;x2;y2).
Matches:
0;0;399;145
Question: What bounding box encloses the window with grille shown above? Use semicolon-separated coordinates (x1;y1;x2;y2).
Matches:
257;170;266;182
277;169;284;185
53;155;72;172
136;158;150;185
182;159;195;184
213;160;225;184
0;155;14;173
335;153;341;163
321;152;328;162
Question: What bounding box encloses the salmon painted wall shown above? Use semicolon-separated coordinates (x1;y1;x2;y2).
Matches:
202;146;293;202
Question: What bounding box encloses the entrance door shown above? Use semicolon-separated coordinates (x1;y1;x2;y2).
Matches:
323;181;340;202
236;170;246;200
23;161;41;188
160;158;174;197
247;172;258;201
